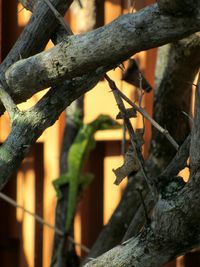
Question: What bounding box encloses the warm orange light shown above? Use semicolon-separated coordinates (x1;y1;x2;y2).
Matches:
104;155;127;224
17;3;31;27
74;213;82;256
22;168;35;267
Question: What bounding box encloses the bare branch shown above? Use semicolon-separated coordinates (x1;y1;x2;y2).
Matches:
161;135;190;178
157;0;200;16
105;74;157;198
0;66;106;190
0;83;19;121
0;192;89;253
5;4;200;94
116;88;179;151
19;0;38;11
86;34;200;261
0;0;73;116
43;0;73;34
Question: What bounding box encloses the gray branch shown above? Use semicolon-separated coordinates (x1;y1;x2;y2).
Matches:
157;0;200;16
5;4;200;96
0;0;73;115
85;34;200;262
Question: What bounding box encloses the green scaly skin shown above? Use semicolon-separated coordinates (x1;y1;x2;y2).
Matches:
53;115;120;231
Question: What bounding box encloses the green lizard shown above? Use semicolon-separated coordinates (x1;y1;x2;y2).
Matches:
53;114;120;231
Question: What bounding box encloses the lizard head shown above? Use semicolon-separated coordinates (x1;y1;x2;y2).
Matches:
92;114;121;130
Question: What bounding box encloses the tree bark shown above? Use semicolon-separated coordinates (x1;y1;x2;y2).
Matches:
157;0;200;16
0;0;73;117
5;4;200;95
84;34;200;262
83;80;200;266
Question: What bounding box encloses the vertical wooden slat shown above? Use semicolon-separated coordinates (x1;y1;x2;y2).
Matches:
142;0;156;158
0;172;20;267
143;48;157;158
96;0;105;28
34;144;44;267
80;141;105;257
1;0;19;59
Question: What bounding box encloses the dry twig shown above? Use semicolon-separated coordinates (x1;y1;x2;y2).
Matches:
43;0;73;35
0;192;90;253
117;89;179;151
0;83;19;121
105;74;157;198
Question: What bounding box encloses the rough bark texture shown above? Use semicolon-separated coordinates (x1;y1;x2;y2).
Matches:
151;34;200;161
83;79;200;266
83;34;200;262
157;0;200;16
84;176;200;267
5;4;200;94
0;0;73;117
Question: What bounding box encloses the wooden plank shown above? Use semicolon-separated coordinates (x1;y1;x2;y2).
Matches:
1;0;19;59
34;144;44;267
80;142;104;257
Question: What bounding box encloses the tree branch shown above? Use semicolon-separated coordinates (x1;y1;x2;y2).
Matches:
157;0;200;16
0;0;73;116
85;34;200;261
0;65;107;189
5;4;200;95
116;88;179;151
0;83;19;121
105;74;157;197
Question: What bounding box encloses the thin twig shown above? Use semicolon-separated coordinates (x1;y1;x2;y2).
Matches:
182;111;193;123
77;0;83;8
0;192;90;253
105;74;157;198
138;72;145;133
18;6;25;14
116;89;179;151
0;83;19;121
122;122;126;157
43;0;73;35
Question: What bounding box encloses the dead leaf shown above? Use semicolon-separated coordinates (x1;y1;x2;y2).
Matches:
116;108;137;119
113;129;144;185
113;146;139;185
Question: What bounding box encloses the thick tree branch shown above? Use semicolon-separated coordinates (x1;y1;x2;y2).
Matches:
157;0;200;16
5;4;200;95
0;0;73;117
0;0;73;74
83;179;200;267
123;134;190;242
0;66;106;189
0;83;19;121
85;34;200;261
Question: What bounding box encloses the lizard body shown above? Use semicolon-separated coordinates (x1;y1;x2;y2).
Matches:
53;114;120;231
